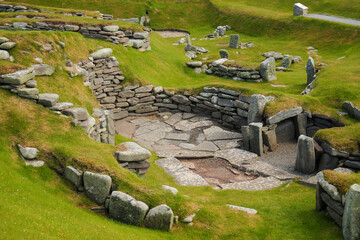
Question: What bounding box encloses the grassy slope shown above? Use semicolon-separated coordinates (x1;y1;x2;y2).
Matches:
0;90;343;239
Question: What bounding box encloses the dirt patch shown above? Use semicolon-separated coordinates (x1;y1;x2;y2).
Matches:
155;30;188;38
181;158;257;185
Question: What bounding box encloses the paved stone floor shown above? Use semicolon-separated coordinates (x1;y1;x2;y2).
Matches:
115;112;312;190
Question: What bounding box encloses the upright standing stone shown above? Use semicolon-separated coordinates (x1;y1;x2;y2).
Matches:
295;113;307;137
83;171;112;205
241;126;250;151
249;122;263;156
219;49;229;59
281;55;293;68
259;57;277;81
306;56;316;85
343;184;360;240
144;204;174;231
248;94;266;123
185;34;191;45
229;34;239;49
295;135;316;174
293;3;309;16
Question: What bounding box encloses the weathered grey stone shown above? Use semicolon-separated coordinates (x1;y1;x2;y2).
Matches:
204;126;242;141
193;141;219;152
171;95;190;105
241;126;250;151
17;88;39;96
38;93;59;107
327;206;343;227
306;56;316;85
133;32;149;39
295;135;315;174
342;101;360;120
25;80;37;88
0;41;16;50
263;129;277;152
261;51;283;60
64;24;79;31
0;50;9;60
321;192;344;216
119;90;135;98
49;102;73;111
275;119;295;143
91;48;113;60
162;185;178;195
165;132;190;141
32;64;55;76
18;144;38;160
229;34;239;48
0;37;9;44
186;61;202;68
227;204;257;214
212;58;228;66
83;171;112;205
293;3;308;16
316;183;327;211
113;111;129;120
321;142;349;158
281;54;293;68
13;22;28;29
153;86;164;94
266;107;302;125
135;85;153;93
317;172;341;202
1;68;35;85
260;57;276;81
115;142;151;162
345;161;360;170
248;94;266;123
63;108;89;121
219;49;229;59
219;88;240;96
343;184;360;240
109;191;149;226
64;166;83;189
249;122;263;156
103;25;119;32
318;153;338;171
144;204;174;231
295;113;307;137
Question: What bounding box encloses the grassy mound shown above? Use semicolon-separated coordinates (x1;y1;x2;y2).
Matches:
324;170;360;194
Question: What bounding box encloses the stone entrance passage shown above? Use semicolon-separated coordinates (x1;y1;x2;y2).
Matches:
181;157;257;185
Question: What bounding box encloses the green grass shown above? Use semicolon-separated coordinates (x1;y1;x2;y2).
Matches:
0;89;344;239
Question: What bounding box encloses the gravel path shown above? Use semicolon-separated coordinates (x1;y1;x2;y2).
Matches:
304;14;360;27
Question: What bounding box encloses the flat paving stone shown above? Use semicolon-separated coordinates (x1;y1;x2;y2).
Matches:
218;176;284;191
152;144;182;151
135;128;167;142
204;126;242;141
174;120;213;131
214;140;241;150
130;118;152;125
115;120;136;138
165;113;183;126
193;141;219;152
182;113;196;119
165;133;191;141
189;116;211;122
156;150;214;159
179;143;196;149
156;158;209;186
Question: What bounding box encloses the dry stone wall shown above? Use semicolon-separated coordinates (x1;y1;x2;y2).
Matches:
0;21;151;50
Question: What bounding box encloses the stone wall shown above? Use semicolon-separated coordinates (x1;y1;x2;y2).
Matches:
0;3;113;20
0;21;151;50
0;67;115;144
316;171;360;240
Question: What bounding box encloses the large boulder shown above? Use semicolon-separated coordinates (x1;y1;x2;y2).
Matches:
0;68;35;85
18;144;38;160
343;184;360;240
229;34;239;48
38;93;59;107
306;56;316;85
115;142;151;162
295;135;315;174
259;57;276;81
83;171;112;205
249;122;263;156
144;204;174;231
90;48;113;60
32;64;55;76
109;191;149;226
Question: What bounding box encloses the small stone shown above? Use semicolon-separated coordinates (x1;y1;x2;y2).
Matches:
186;61;202;68
64;166;83;189
63;108;89;121
0;50;9;60
103;25;119;32
49;102;73;111
115;142;151;162
226;204;257;214
32;64;55;76
18;144;38;160
0;41;16;50
91;48;113;59
162;185;178;195
219;49;229;59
